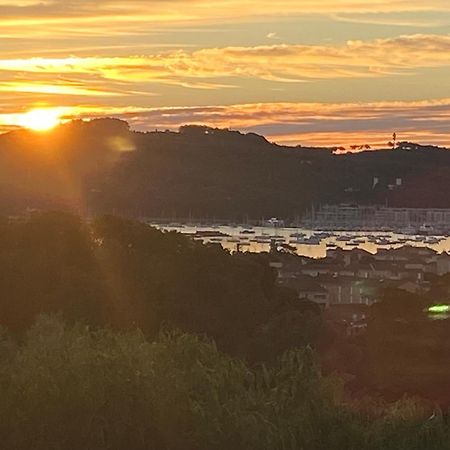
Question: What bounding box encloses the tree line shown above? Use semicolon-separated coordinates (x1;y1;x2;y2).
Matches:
1;120;450;220
0;211;319;361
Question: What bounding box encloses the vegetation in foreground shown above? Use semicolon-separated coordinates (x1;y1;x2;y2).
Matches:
0;315;449;450
0;211;319;362
2;212;450;448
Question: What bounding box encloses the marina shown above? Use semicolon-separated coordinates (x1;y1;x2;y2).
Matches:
147;222;450;258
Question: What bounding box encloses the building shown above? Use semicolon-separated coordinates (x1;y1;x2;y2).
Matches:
303;204;450;233
279;275;329;305
273;245;449;311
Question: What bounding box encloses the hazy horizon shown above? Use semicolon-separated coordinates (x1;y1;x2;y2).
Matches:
1;115;449;152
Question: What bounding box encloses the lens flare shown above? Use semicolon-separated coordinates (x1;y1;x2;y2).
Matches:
15;108;63;131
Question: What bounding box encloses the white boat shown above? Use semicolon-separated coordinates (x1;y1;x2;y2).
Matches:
262;217;285;227
419;224;435;235
294;236;321;245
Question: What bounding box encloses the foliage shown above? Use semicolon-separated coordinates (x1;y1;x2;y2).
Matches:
1;316;449;450
1;120;450;218
0;212;321;361
364;288;450;403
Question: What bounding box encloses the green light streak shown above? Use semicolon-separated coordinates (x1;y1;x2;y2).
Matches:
428;304;450;314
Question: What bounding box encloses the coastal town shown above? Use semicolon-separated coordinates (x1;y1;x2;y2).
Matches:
270;244;450;333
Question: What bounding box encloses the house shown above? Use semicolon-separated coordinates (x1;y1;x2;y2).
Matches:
300;263;338;277
327;247;373;266
319;276;379;305
279;276;329;305
436;252;450;275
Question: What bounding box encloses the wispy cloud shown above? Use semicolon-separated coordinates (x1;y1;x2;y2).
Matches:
266;32;281;40
332;12;450;27
0;81;124;96
2;98;448;149
0;1;448;150
0;1;449;40
112;99;450;148
0;34;449;90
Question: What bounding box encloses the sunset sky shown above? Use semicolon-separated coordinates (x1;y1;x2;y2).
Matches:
0;0;449;148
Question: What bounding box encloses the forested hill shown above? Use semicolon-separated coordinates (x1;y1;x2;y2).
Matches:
1;118;449;220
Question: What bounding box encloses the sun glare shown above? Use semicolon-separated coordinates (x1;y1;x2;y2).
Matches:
17;108;63;131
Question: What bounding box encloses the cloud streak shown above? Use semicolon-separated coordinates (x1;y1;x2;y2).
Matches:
2;99;448;149
0;34;448;92
0;2;448;151
1;1;449;40
108;99;450;149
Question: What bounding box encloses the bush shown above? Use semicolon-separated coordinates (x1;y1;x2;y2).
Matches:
0;316;448;450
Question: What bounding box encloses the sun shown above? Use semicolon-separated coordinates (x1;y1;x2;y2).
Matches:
17;108;63;131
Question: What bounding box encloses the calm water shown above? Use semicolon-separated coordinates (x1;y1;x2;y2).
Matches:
149;223;450;258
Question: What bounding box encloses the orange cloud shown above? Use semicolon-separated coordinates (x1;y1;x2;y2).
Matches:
0;81;123;96
0;34;449;89
2;99;448;149
0;1;449;41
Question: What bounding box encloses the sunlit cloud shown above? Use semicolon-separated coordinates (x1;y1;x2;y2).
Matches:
0;1;449;43
1;1;449;20
108;99;450;148
0;1;448;151
0;81;123;96
332;12;450;27
2;99;448;149
266;32;281;40
128;100;450;149
0;34;449;89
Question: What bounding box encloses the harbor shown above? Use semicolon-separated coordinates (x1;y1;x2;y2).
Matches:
147;222;450;258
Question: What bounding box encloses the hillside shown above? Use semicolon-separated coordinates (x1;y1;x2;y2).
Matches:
1;119;449;220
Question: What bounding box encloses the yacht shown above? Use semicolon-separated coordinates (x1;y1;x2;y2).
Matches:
293;235;321;245
419;224;435;235
262;217;285;227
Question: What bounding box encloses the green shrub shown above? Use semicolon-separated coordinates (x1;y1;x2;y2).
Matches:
0;316;448;450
